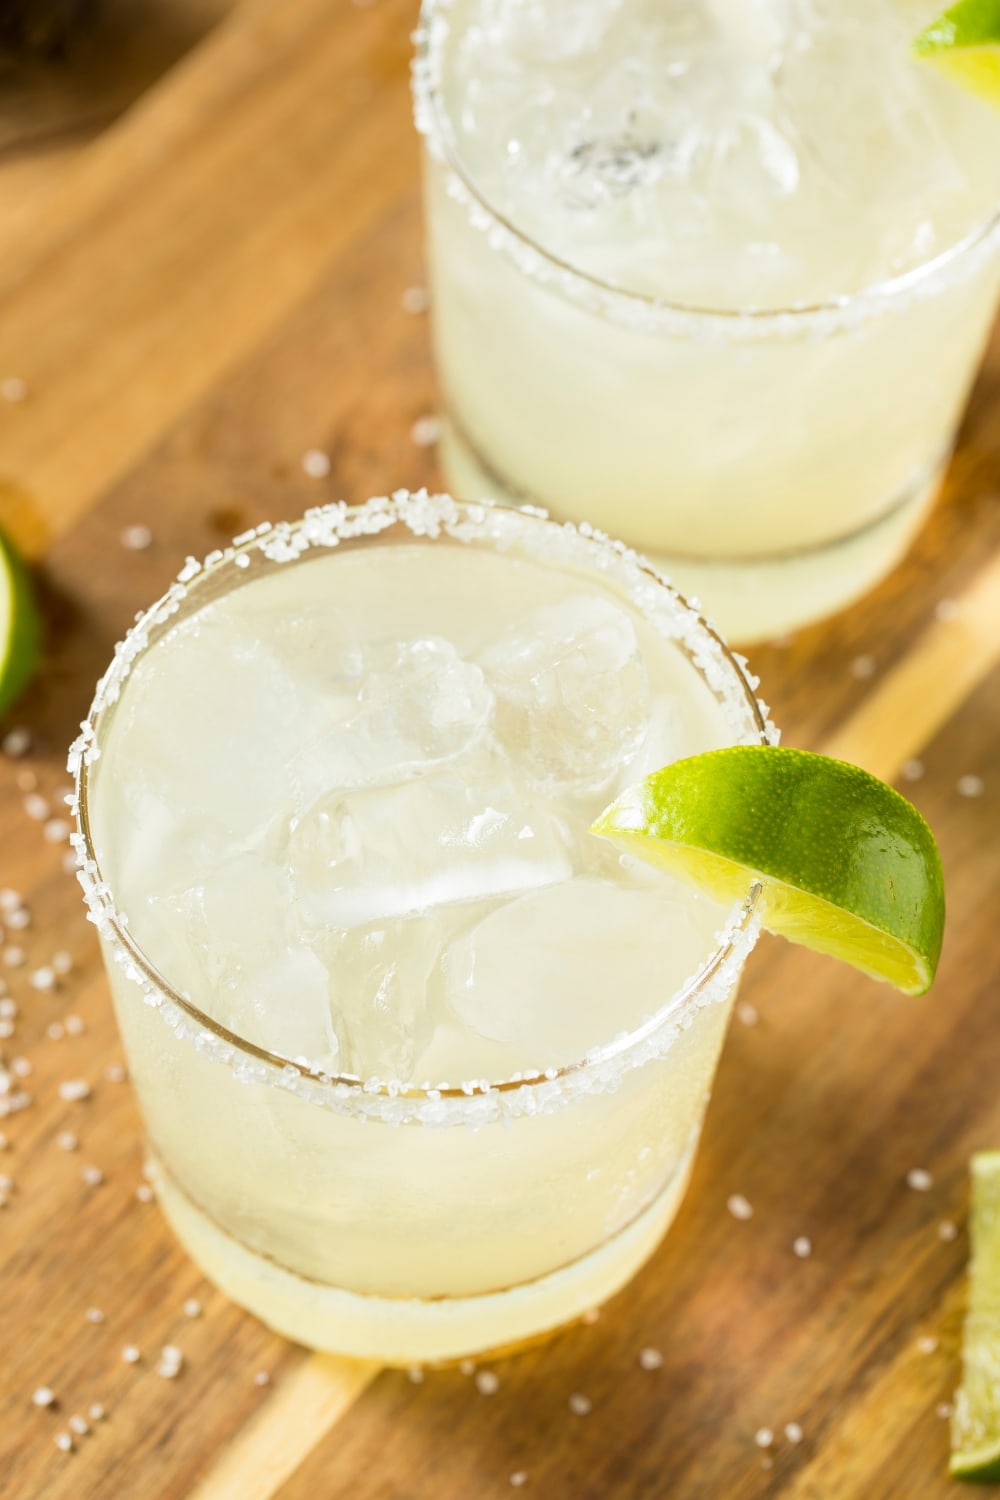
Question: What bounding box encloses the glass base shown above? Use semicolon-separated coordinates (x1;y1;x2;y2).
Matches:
146;1149;696;1365
439;421;943;645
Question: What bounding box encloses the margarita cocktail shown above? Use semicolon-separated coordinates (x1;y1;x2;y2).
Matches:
71;494;770;1363
415;0;1000;641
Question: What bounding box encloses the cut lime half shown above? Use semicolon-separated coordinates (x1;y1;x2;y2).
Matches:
591;746;945;997
914;1;1000;108
0;528;41;717
951;1152;1000;1482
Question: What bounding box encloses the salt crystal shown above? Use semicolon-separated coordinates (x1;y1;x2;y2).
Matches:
581;1307;600;1325
122;1346;140;1364
793;1236;812;1258
301;449;331;479
0;1173;12;1193
938;1220;958;1242
907;1168;933;1192
916;1335;938;1354
31;967;56;991
957;775;985;799
68;1414;89;1436
6;907;30;929
638;1348;663;1370
850;654;876;681
105;1064;126;1083
82;1165;103;1186
736;1001;758;1027
0;891;20;913
459;1359;476;1376
4;948;25;967
568;1393;592;1416
0;1021;12;1040
44;819;71;844
57;1132;78;1151
0;998;16;1018
1;376;27;402
901;758;925;783
407;1366;424;1384
121;525;153;551
47;1022;65;1041
510;1472;528;1487
65;1016;85;1037
727;1193;753;1221
32;1386;56;1407
85;1308;104;1324
754;1427;774;1448
183;1298;202;1318
401;285;429;314
253;1370;271;1387
410;415;441;448
52;951;73;976
937;1402;953;1420
23;794;50;821
2;728;31;758
11;1058;30;1079
55;1433;73;1453
59;1079;90;1102
784;1422;803;1444
935;599;960;622
136;1183;154;1203
475;1371;500;1395
88;1403;105;1422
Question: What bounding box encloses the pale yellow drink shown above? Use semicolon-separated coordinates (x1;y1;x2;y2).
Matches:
72;494;769;1362
415;0;1000;641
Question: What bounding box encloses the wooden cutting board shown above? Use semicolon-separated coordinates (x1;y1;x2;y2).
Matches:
1;3;999;1496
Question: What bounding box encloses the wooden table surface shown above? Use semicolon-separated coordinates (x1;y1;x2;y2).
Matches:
2;3;1000;1497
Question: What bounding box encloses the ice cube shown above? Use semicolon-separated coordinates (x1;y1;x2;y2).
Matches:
220;946;341;1070
487;0;624;64
443;877;721;1070
478;595;650;796
321;916;446;1082
287;763;572;929
286;637;494;806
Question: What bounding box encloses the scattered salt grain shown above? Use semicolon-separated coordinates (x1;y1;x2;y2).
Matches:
727;1193;754;1221
736;1001;758;1027
907;1168;933;1192
939;1220;958;1242
1;376;27;403
581;1308;600;1325
510;1472;528;1487
568;1393;592;1416
475;1371;500;1396
88;1404;105;1422
793;1236;812;1259
0;1173;13;1193
301;449;331;479
52;952;73;977
957;775;985;799
459;1359;476;1376
754;1428;774;1448
122;1346;140;1364
850;654;876;681
0;998;16;1018
65;1016;85;1037
32;1386;56;1407
901;759;925;783
120;525;152;551
58;1079;90;1102
0;890;21;913
639;1348;663;1370
47;1023;65;1041
407;1366;424;1384
11;1058;30;1078
183;1299;202;1319
937;1402;954;1420
2;728;31;758
253;1371;271;1387
136;1183;154;1203
31;967;56;991
54;1432;73;1453
401;285;429;314
916;1335;938;1355
0;1021;11;1041
4;948;25;967
935;599;960;622
68;1415;89;1436
44;819;71;844
56;1132;78;1151
82;1165;103;1187
410;415;441;448
6;908;29;930
23;794;50;821
784;1422;803;1444
85;1308;104;1324
105;1064;126;1083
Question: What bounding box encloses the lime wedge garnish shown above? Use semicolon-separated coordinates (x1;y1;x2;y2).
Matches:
0;527;41;716
915;1;1000;108
952;1152;1000;1481
591;746;945;997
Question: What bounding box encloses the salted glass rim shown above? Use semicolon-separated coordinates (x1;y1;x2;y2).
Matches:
70;493;772;1119
413;0;1000;336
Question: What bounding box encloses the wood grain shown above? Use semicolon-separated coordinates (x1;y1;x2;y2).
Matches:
0;2;998;1498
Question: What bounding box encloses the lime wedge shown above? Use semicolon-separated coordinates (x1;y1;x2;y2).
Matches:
0;527;41;716
591;746;945;997
914;1;1000;108
952;1152;1000;1482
